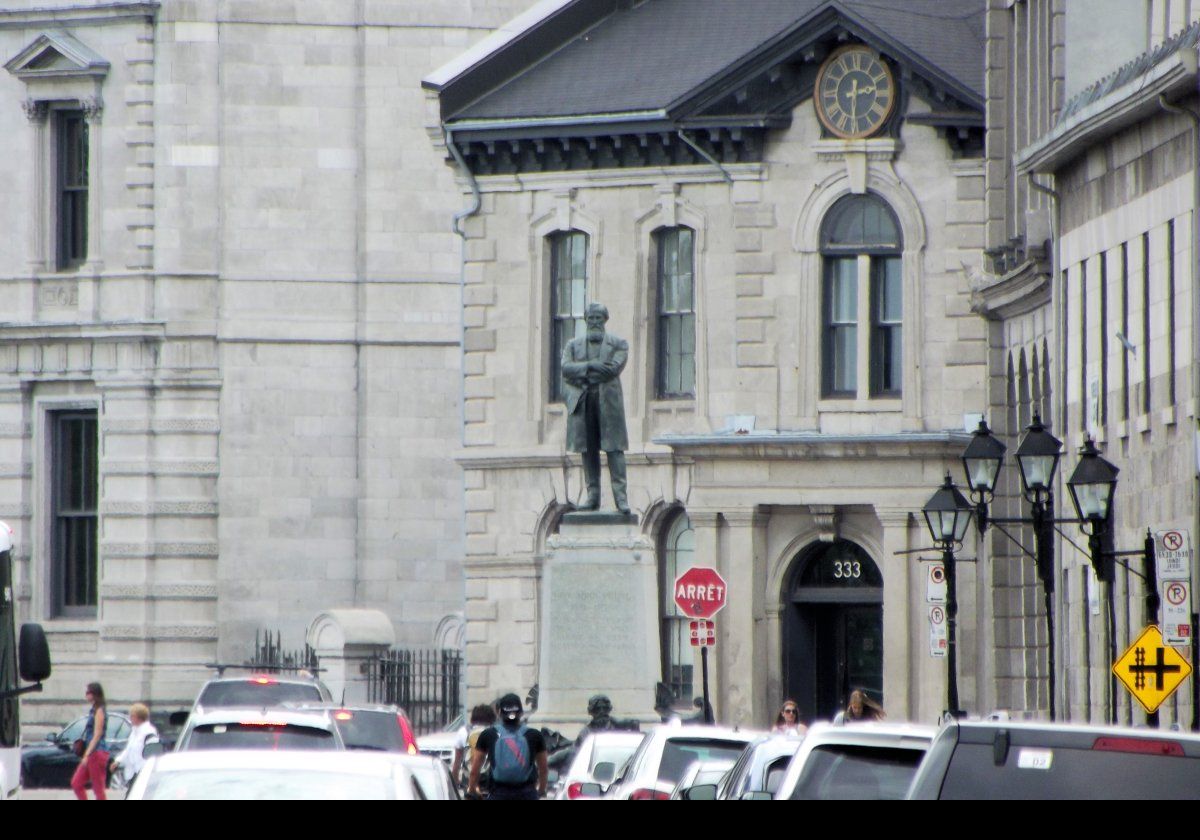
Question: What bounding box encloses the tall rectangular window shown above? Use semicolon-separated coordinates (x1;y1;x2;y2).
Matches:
56;109;88;270
548;231;588;402
824;258;858;395
1099;251;1108;427
655;227;696;398
1167;220;1177;406
51;410;98;617
1120;242;1129;423
1142;231;1152;415
1079;259;1088;432
870;256;903;396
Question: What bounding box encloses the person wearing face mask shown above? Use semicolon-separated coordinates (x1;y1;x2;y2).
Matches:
560;302;630;513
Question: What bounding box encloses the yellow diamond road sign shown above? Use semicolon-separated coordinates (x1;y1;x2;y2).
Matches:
1112;625;1193;714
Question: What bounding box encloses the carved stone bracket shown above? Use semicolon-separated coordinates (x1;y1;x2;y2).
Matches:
810;504;840;543
21;98;48;123
80;96;103;123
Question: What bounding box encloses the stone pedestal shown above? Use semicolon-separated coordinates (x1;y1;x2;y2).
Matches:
535;511;661;730
308;609;395;704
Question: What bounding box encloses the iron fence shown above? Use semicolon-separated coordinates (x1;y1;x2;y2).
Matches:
367;648;463;735
244;629;321;674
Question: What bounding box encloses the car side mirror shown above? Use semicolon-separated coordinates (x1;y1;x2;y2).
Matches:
18;623;51;683
740;790;773;800
682;783;718;800
577;782;604;798
168;711;189;727
592;761;616;784
142;736;165;759
45;732;57;742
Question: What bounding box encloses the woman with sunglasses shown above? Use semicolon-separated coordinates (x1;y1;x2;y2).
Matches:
773;700;806;735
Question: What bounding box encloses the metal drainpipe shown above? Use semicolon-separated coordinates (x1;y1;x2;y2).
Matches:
1028;172;1063;719
1158;94;1200;730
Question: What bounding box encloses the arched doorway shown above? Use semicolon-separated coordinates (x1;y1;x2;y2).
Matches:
783;540;884;721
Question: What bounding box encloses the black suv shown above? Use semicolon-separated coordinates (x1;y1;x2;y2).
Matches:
908;719;1200;799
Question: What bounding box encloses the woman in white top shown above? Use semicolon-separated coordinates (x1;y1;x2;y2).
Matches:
110;703;157;787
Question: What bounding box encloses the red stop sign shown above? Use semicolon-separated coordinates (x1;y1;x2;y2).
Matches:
674;567;728;619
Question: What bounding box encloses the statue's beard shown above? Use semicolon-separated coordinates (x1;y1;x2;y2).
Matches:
587;328;603;343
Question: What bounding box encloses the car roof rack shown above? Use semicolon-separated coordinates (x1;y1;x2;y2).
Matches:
205;662;325;677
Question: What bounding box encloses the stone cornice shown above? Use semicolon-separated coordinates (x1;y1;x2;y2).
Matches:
653;431;972;460
456;449;684;470
0;320;165;341
0;3;159;28
970;258;1052;321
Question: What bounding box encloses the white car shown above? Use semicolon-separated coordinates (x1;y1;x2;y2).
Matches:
388;752;461;800
772;721;935;800
174;707;343;752
711;732;806;800
603;724;762;800
669;757;736;800
554;730;646;799
126;750;424;800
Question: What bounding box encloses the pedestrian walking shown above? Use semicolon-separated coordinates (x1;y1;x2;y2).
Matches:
109;702;157;788
773;700;807;736
70;682;111;800
468;693;548;800
452;703;497;795
843;689;886;722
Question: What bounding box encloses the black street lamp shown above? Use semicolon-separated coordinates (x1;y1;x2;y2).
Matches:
923;473;974;718
960;415;1061;719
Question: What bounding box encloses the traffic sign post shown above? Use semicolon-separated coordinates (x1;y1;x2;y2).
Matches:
674;567;727;724
1112;625;1193;714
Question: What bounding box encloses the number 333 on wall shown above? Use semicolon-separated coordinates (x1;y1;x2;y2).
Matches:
832;560;862;580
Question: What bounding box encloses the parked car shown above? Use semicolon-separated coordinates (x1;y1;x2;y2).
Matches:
773;721;935;800
126;750;424;800
707;732;806;800
602;724;761;800
670;757;736;800
289;703;420;755
20;711;132;789
907;719;1200;799
554;730;646;799
174;707;343;752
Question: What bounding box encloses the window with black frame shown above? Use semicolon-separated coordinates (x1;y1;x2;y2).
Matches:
655;226;696;398
659;511;695;705
51;410;98;617
548;231;588;402
820;194;902;399
55;109;88;270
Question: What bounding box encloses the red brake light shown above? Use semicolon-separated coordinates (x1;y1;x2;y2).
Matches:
252;676;276;685
238;721;287;727
1092;736;1184;756
397;713;418;752
629;788;670;800
334;711;354;721
567;782;585;799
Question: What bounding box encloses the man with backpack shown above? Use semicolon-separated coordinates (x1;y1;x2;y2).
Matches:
468;693;548;800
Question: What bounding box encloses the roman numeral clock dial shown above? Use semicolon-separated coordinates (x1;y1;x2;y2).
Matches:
814;46;896;139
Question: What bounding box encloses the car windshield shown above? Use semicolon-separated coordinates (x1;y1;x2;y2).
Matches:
938;742;1200;799
142;768;394;800
60;714;128;742
657;739;747;784
197;680;323;708
334;711;405;751
591;742;640;772
789;744;925;800
186;723;336;751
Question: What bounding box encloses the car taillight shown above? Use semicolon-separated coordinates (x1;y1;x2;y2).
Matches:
252;676;276;685
334;710;354;721
629;788;669;800
397;713;418;753
1092;736;1184;756
567;782;585;799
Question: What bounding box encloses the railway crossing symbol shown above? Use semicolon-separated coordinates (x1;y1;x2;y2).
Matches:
1112;625;1193;714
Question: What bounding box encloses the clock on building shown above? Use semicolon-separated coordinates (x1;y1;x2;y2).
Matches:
814;46;897;139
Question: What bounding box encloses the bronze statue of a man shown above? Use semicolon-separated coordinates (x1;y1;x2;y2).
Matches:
561;303;630;513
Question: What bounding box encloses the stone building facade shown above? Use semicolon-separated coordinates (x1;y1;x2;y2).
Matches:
983;0;1198;727
0;0;530;725
428;0;991;726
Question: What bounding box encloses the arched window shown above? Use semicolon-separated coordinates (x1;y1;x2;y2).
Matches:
659;511;694;706
654;226;696;398
820;194;903;398
548;230;589;401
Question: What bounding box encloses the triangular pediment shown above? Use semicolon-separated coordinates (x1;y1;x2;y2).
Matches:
5;30;110;82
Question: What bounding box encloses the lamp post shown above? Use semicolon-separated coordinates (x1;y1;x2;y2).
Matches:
960;415;1062;719
1066;438;1120;725
923;473;974;718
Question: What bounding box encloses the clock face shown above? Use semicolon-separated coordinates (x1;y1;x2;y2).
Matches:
815;47;897;139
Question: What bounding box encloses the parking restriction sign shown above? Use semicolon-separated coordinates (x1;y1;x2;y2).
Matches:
1155;529;1192;580
929;606;947;658
1162;580;1193;647
926;563;946;604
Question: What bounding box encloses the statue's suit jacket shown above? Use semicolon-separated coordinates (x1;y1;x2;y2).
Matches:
561;332;629;454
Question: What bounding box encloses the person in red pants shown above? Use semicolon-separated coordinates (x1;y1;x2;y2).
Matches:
70;682;111;800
